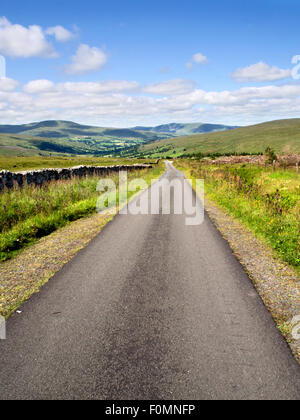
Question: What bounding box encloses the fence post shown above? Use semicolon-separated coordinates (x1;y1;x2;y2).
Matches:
0;315;6;340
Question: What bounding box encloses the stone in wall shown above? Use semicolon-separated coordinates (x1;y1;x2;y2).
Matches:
0;164;153;192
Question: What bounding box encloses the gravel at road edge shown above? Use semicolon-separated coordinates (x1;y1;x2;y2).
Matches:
204;197;300;363
0;213;112;318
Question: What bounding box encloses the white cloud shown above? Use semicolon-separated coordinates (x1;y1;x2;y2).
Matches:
23;79;55;94
143;79;196;95
2;78;300;127
186;52;208;69
63;80;140;93
231;62;292;83
193;53;208;64
0;77;19;91
46;26;74;42
0;17;57;58
65;44;107;75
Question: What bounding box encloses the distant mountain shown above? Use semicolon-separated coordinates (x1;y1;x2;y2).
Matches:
0;120;157;139
136;119;300;157
2;119;298;159
0;120;174;157
132;122;238;136
0;120;239;157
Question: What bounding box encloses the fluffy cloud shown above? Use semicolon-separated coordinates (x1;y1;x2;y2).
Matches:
231;62;292;83
46;26;74;42
65;44;107;75
2;78;300;126
63;80;140;93
143;79;196;95
23;79;56;94
0;17;57;58
186;53;208;69
0;77;19;91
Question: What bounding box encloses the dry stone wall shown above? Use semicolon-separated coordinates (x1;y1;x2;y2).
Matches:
0;164;153;192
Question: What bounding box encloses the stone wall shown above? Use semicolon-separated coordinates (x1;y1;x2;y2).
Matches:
0;164;153;192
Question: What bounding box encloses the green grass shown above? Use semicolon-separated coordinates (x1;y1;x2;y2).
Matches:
0;120;237;158
177;160;300;269
139;119;300;157
0;156;156;172
0;163;165;261
0;120;171;157
0;132;149;157
0;120;235;138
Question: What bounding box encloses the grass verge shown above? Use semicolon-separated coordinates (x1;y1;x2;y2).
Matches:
0;213;112;318
176;159;300;362
0;164;164;262
177;160;299;269
0;163;165;317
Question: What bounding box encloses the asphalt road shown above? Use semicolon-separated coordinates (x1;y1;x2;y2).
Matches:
0;162;300;400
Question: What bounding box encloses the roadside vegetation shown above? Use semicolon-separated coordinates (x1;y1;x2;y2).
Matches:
0;162;164;262
137;119;300;158
177;159;300;269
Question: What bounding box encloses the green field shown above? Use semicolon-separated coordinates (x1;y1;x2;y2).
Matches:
2;118;300;159
139;119;300;157
0;131;160;157
0;120;236;138
0;156;156;172
177;160;300;269
0;120;238;157
0;162;164;262
0;120;174;157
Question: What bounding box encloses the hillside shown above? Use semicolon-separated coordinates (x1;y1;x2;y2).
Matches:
0;120;236;157
0;120;170;140
133;122;238;136
0;121;173;157
0;132;103;156
137;119;300;157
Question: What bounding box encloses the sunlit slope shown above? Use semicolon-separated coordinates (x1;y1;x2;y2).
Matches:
139;119;300;156
0;121;172;156
0;120;155;138
133;122;237;136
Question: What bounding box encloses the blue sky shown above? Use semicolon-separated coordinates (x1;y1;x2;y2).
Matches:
0;0;300;126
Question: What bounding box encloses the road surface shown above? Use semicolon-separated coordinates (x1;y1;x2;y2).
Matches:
0;162;300;400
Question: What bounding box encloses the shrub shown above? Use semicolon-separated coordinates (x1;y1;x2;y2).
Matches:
265;146;278;164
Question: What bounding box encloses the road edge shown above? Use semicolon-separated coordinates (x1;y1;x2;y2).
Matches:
179;166;300;365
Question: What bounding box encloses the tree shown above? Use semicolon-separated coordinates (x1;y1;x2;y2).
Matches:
265;146;277;164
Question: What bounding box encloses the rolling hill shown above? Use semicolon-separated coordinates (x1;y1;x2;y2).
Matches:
0;120;164;140
136;119;300;157
0;121;174;156
133;122;238;136
0;120;236;157
0;132;93;157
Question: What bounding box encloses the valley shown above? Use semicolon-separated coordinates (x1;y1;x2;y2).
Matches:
0;120;237;158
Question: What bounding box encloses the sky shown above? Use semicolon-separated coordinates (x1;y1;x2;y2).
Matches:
0;0;300;127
